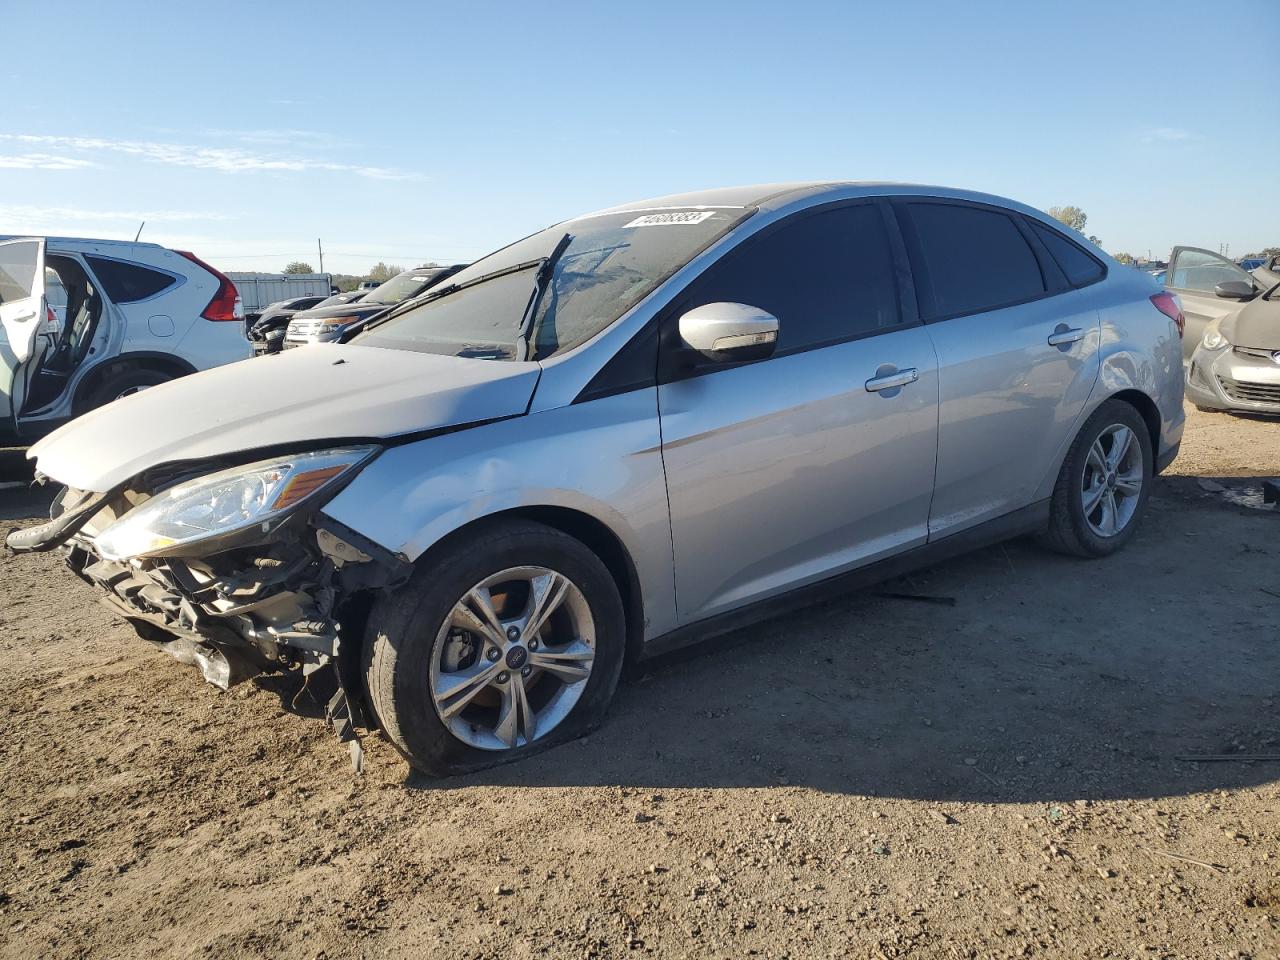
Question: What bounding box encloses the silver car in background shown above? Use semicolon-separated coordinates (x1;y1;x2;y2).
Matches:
1169;247;1280;414
11;182;1185;776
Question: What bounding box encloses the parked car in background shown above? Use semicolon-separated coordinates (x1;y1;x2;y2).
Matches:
1175;247;1280;414
12;182;1184;777
284;265;464;347
314;289;369;309
1238;257;1266;272
357;280;380;290
246;295;328;353
0;237;252;440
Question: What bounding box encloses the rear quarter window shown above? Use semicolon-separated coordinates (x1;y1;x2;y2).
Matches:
900;202;1046;320
85;255;178;303
1029;220;1104;287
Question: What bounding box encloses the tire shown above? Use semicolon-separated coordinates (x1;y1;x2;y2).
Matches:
362;519;625;777
82;367;172;410
1040;399;1154;558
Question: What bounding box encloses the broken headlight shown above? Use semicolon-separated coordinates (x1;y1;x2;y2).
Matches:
94;447;377;561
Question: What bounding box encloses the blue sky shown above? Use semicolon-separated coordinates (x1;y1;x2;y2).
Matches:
3;0;1276;274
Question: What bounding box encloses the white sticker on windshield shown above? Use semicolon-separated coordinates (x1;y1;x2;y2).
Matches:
624;211;717;228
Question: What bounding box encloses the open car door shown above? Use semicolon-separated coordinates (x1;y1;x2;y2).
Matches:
0;238;50;433
1166;246;1257;359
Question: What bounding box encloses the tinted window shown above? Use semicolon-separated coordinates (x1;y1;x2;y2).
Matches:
85;256;177;303
1168;249;1252;293
681;203;900;354
1030;221;1104;286
902;203;1045;319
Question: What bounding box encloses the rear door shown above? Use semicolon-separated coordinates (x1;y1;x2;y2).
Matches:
1166;246;1257;358
658;201;939;622
0;238;49;429
894;200;1102;539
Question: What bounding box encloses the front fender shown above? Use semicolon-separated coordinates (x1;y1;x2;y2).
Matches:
320;389;678;640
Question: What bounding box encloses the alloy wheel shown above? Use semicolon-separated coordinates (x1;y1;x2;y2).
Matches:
1080;424;1143;537
429;565;595;751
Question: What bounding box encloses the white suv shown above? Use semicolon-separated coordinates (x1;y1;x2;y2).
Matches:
0;237;253;439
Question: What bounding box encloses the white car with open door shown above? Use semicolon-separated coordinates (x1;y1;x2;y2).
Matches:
0;237;254;440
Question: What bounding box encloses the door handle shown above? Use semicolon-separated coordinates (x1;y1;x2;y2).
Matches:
1047;327;1085;347
865;367;918;392
10;310;36;323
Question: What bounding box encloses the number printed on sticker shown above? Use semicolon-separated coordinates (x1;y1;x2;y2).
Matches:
624;211;718;228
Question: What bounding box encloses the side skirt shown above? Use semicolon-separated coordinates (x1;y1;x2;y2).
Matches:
640;499;1050;661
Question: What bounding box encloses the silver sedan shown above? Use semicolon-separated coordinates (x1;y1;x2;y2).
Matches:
12;182;1185;776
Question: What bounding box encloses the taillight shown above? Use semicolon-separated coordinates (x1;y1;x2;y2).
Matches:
1150;292;1184;338
177;250;244;322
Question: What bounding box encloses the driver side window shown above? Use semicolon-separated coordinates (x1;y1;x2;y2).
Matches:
1168;249;1251;293
679;202;902;356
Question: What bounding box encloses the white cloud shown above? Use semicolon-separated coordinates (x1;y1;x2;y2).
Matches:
0;204;235;228
0;152;96;170
1139;127;1199;144
0;133;421;180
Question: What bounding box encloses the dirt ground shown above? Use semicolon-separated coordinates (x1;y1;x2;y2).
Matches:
0;404;1277;960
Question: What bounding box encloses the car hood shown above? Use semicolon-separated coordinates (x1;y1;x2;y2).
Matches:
1220;296;1280;350
29;344;541;492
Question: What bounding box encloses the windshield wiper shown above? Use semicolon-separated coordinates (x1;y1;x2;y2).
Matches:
515;233;572;361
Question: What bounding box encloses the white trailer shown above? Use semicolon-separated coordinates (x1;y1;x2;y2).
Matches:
227;272;334;315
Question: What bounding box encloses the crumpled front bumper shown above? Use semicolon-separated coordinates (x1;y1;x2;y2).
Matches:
15;480;412;763
1187;344;1280;414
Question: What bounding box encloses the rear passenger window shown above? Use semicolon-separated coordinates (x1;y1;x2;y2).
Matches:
683;203;900;354
85;256;177;303
1029;220;1104;287
901;202;1045;319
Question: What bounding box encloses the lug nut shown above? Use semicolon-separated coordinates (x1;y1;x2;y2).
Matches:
487;648;500;662
506;625;521;640
497;672;510;684
521;666;532;678
528;639;539;651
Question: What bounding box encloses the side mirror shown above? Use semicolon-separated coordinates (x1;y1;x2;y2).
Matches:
678;302;779;363
1214;280;1255;300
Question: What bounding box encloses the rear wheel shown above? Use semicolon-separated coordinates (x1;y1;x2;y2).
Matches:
362;520;625;776
1041;399;1153;558
82;367;172;410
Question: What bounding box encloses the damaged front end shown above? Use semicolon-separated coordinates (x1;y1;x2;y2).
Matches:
9;447;410;766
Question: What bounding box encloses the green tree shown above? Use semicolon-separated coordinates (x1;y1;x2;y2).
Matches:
1047;206;1088;233
283;261;315;274
368;262;405;282
1112;252;1135;265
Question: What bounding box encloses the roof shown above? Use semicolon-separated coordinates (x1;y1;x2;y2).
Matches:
585;181;1051;223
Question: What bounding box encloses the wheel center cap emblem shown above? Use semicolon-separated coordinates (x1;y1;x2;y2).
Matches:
505;646;528;670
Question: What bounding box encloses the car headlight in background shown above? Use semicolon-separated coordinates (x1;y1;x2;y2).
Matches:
94;447;378;561
1202;327;1229;350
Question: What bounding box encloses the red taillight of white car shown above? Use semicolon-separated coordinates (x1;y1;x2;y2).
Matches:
177;250;244;322
1150;292;1184;338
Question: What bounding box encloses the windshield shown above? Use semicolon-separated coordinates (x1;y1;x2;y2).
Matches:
365;271;439;305
355;206;753;360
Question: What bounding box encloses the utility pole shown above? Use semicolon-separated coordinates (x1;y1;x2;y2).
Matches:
317;238;325;274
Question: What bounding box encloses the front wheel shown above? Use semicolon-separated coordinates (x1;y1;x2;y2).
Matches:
362;520;625;776
1040;399;1153;558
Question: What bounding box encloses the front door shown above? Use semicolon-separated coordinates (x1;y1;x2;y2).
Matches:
657;201;939;622
1166;246;1257;358
0;238;49;432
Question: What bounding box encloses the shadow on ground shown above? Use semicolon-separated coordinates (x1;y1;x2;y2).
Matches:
407;479;1279;802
